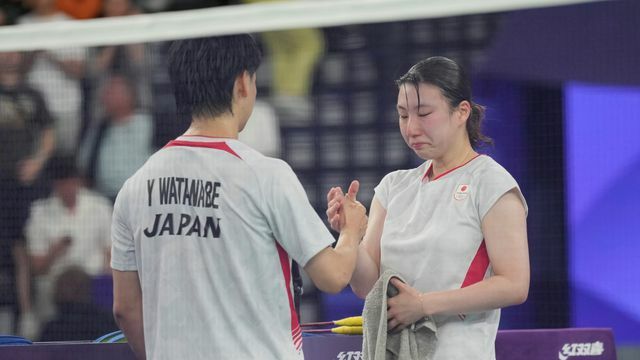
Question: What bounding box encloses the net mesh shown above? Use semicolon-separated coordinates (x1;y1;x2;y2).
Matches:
1;0;635;349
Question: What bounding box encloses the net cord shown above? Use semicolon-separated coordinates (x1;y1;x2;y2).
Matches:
0;0;601;51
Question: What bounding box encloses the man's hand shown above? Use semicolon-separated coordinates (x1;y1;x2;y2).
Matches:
337;181;367;239
306;180;367;294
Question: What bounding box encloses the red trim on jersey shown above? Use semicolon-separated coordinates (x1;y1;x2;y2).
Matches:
461;240;490;288
164;140;241;159
422;154;482;181
275;243;303;351
180;134;235;139
421;162;434;182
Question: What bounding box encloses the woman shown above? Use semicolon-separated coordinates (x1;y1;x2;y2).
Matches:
326;56;529;359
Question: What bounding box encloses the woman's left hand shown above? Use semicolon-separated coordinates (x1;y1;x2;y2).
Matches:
387;278;426;332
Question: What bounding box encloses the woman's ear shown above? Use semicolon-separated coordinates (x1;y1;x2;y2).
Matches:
456;100;472;124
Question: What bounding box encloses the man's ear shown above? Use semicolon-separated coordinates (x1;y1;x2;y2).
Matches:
234;71;252;98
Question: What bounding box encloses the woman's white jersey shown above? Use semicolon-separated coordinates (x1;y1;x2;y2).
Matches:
375;155;527;360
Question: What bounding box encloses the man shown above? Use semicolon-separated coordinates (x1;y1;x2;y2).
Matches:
78;74;153;201
26;155;113;332
0;51;55;336
111;35;367;360
19;0;86;155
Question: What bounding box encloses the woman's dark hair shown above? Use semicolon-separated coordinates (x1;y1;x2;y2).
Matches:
396;56;492;149
168;34;262;120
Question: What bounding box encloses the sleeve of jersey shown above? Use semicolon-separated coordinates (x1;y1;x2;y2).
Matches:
261;161;335;268
373;172;394;209
110;184;138;271
476;165;528;221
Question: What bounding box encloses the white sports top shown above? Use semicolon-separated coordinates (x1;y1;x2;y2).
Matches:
111;136;334;360
375;155;527;360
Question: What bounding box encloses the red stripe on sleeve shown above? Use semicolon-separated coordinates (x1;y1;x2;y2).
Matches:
275;243;302;351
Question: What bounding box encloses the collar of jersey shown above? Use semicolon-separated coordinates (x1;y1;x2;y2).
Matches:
165;137;241;159
177;135;236;141
422;154;482;182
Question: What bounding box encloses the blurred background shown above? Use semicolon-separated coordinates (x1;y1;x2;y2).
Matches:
0;0;638;357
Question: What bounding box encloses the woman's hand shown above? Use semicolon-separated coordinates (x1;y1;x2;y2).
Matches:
326;180;359;232
387;278;427;332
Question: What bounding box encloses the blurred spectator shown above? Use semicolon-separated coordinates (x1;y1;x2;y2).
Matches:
18;0;86;155
25;155;112;334
56;0;102;19
102;0;138;16
0;50;55;336
165;0;231;11
244;0;325;126
238;99;281;157
0;0;28;25
148;41;184;148
88;0;151;123
79;74;153;200
39;266;117;341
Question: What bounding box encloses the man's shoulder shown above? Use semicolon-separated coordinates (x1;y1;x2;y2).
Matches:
250;157;296;183
231;141;292;174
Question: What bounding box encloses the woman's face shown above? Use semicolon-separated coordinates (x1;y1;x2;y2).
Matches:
397;82;470;161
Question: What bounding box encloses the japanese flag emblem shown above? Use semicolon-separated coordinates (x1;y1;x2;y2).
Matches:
454;184;470;200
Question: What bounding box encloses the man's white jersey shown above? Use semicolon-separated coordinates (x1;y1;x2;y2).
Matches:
111;136;334;360
375;155;527;360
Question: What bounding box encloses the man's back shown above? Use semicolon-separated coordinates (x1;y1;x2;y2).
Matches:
111;135;334;359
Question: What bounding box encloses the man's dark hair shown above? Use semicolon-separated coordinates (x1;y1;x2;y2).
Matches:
167;35;261;120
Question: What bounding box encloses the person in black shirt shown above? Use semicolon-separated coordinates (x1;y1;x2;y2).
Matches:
0;51;55;336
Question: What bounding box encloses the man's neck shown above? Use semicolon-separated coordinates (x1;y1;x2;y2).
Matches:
183;114;240;139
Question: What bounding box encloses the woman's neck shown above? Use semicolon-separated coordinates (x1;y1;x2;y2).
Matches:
429;144;477;180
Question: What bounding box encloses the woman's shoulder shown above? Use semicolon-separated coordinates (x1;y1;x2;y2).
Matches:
379;162;429;187
385;162;429;180
468;155;513;178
